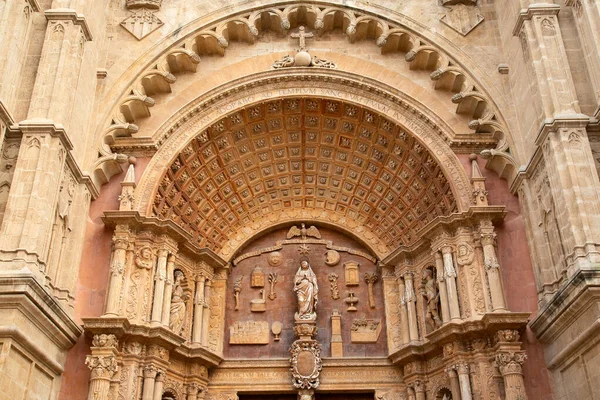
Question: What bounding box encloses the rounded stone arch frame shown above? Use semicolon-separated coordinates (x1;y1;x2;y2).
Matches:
95;0;518;175
134;69;473;261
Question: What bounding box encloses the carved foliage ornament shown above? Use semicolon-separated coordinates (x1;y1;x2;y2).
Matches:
290;340;323;390
92;334;118;348
85;355;118;379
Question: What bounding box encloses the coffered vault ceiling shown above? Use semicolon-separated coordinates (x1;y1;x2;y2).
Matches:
153;97;458;254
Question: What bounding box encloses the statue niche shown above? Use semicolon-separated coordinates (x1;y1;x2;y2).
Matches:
422;267;442;332
294;259;319;321
169;269;189;335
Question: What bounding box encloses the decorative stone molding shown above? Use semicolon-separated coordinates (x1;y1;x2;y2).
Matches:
98;2;512;188
290;340;323;390
126;0;162;9
44;8;93;41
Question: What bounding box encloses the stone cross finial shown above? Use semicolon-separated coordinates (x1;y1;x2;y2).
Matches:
291;26;314;51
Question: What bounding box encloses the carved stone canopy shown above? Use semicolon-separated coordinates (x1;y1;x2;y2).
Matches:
153;97;458;254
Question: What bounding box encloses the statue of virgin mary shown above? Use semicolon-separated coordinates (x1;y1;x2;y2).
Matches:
294;259;318;320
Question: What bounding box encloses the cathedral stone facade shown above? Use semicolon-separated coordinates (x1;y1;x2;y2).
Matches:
0;0;598;399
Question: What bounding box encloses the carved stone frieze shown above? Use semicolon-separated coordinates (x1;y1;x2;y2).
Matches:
350;315;382;343
229;321;270;344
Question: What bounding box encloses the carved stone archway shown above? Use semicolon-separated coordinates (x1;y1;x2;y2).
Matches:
132;71;477;260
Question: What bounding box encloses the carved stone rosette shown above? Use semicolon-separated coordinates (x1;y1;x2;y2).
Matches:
289;340;323;390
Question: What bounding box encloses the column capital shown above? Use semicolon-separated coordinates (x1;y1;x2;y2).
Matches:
513;3;561;36
495;351;527;375
413;380;425;393
187;383;200;395
85;355;118;380
143;364;158;378
455;362;470;375
441;244;453;255
445;366;458;378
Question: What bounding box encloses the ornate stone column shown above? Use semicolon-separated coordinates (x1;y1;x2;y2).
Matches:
186;383;200;400
152;371;165;400
85;334;119;400
496;352;528;400
161;254;176;326
456;362;473;400
446;366;462;400
404;272;419;341
397;275;410;345
86;355;118;400
479;221;507;311
434;252;450;323
192;273;206;344
104;231;129;316
151;249;169;324
414;380;426;400
441;246;461;321
141;365;158;400
201;279;212;346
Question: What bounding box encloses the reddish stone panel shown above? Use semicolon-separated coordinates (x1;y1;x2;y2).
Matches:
224;227;388;359
458;154;553;400
58;158;150;400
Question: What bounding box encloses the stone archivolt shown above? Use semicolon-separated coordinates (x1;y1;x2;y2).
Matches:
97;1;514;189
152;97;457;254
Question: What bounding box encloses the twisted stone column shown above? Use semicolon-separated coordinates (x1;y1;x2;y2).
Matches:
85;355;118;400
480;225;507;311
496;352;528;400
434;252;450;323
161;254;177;326
192;274;206;344
151;249;169;323
404;272;419;341
105;235;129;316
441;246;461;321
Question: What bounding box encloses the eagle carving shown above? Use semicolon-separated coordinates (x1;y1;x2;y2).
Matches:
287;223;321;240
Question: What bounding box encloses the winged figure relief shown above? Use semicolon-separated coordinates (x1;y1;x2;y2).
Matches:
287;223;321;240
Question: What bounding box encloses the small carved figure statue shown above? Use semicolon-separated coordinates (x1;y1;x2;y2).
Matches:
422;269;442;330
169;270;188;335
294;260;319;320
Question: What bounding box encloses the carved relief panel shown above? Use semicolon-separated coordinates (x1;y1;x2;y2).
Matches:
225;226;386;358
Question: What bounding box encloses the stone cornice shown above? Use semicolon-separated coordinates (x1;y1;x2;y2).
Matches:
6;119;100;199
382;206;506;266
509;115;592;194
102;211;228;269
533;114;590;147
44;8;93;41
82;317;223;367
513;3;561;36
0;99;15;127
26;0;41;12
529;268;600;342
388;312;530;365
0;275;83;358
